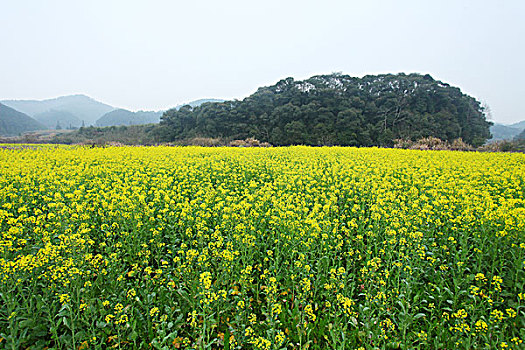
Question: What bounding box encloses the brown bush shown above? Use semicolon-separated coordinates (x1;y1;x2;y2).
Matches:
394;137;473;151
449;138;473;151
478;140;525;153
176;137;225;147
228;138;272;147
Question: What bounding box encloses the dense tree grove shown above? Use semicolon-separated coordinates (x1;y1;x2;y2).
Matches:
160;73;492;146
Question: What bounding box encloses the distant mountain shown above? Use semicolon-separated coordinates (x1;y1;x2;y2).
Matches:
0;103;45;136
490;124;522;141
35;109;82;129
1;94;114;126
489;120;525;142
96;109;162;127
516;129;525;140
509;120;525;130
175;99;225;110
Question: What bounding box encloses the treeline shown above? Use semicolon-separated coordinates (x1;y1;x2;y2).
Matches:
51;124;161;145
159;73;492;146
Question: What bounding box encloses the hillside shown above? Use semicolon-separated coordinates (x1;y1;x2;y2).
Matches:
160;73;493;146
35;109;83;129
175;98;225;109
1;94;114;126
490;124;523;141
96;109;162;127
509;120;525;130
489;120;525;142
516;129;525;140
0;103;45;136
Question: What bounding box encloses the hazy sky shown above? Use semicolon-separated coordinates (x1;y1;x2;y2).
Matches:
1;0;524;124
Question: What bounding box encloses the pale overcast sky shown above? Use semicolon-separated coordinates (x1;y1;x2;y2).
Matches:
1;0;524;123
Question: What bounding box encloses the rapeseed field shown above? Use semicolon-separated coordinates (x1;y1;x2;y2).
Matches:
0;146;524;349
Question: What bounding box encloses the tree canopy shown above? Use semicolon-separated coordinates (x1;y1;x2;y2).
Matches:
160;73;492;146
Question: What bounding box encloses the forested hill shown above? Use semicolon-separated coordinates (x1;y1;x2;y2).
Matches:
96;109;162;127
516;129;525;141
160;73;492;146
0;103;45;136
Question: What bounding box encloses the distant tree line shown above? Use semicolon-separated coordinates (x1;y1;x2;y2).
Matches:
159;73;492;146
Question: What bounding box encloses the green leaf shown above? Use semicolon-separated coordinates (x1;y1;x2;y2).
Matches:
224;329;230;350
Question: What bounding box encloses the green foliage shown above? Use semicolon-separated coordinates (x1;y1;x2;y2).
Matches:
160;73;493;146
1;147;524;348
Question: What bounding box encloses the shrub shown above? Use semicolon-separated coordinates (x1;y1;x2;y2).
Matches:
394;137;473;151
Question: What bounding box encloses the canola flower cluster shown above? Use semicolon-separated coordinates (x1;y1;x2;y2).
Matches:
0;145;524;349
